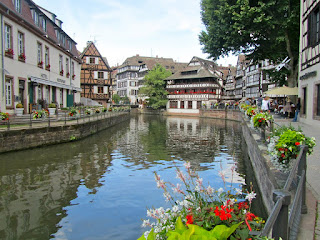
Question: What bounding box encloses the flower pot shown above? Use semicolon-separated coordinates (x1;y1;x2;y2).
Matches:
48;108;56;115
15;108;24;116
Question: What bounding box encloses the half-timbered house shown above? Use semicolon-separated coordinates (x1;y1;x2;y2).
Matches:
80;41;112;106
165;56;224;114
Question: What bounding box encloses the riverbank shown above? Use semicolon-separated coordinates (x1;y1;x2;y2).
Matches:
0;112;130;153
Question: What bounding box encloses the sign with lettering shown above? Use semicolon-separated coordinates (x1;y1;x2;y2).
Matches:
41;74;48;79
57;78;66;83
300;71;317;80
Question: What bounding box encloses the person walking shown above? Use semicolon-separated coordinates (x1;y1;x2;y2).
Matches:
257;95;263;110
293;98;301;122
261;96;270;111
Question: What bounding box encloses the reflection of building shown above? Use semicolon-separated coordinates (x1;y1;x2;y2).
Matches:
299;0;320;124
0;0;82;114
165;57;224;114
80;41;112;107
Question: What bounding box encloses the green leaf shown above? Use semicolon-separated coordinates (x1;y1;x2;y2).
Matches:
175;216;188;234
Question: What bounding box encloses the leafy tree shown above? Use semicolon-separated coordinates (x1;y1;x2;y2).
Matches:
139;64;172;109
112;94;120;104
199;0;300;87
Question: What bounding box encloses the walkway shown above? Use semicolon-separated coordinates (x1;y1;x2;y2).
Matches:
274;116;320;239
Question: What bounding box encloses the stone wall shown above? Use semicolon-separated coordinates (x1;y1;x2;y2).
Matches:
200;109;242;121
0;113;130;153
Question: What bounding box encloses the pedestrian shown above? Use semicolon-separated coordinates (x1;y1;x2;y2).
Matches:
292;98;301;122
261;96;270;111
257;95;263;109
283;99;292;118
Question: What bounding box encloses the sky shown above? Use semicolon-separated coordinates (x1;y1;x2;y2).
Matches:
32;0;238;67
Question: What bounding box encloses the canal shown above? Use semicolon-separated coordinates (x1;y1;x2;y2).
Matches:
0;115;256;240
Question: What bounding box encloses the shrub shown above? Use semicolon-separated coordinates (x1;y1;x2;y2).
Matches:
48;103;56;108
16;103;23;108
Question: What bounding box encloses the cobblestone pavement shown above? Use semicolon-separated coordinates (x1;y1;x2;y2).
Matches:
274;117;320;240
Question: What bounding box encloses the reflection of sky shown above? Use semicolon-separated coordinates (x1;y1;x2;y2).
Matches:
53;116;246;239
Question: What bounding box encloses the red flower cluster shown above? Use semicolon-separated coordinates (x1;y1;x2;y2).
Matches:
214;205;233;221
186;215;193;225
295;142;300;146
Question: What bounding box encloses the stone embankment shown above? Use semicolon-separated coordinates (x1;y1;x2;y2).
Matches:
0;112;130;153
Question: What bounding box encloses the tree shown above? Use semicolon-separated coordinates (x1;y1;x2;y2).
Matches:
199;0;300;87
139;64;172;109
112;94;121;104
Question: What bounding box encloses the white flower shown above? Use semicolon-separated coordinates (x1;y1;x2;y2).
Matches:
218;187;224;194
172;205;179;213
235;188;242;195
245;191;257;203
142;219;151;228
156;179;165;189
163;192;171;202
196;177;203;186
184;161;191;170
176;170;186;183
206;185;214;195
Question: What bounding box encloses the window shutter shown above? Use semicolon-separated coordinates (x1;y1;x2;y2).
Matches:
94;71;98;79
95;57;99;64
104;86;108;93
93;86;98;93
86;57;90;64
104;72;108;80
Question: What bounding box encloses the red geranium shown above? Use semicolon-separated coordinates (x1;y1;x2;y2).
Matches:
186;214;193;225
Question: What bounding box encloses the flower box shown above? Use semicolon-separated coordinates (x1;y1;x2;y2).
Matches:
60;70;64;76
38;61;43;68
18;53;26;62
45;64;51;71
5;49;14;58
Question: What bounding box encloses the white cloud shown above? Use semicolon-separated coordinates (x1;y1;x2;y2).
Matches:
33;0;236;67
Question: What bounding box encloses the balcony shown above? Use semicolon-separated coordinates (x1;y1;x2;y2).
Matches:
166;83;220;89
167;93;219;100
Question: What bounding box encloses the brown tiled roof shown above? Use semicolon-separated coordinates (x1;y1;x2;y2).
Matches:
166;56;222;80
0;0;80;61
120;55;187;73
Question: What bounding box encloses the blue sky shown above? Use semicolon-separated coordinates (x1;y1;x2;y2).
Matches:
33;0;237;67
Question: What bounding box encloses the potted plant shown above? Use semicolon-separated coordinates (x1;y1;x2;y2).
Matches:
18;53;26;62
48;103;56;115
68;108;78;117
15;103;24;116
1;112;9;121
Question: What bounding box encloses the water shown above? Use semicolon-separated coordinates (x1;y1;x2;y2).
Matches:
0;115;249;240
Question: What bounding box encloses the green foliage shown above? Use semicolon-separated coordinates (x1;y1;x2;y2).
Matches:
48;103;56;108
164;217;242;240
139;64;172;109
252;112;273;128
16;103;23;108
112;94;121;104
199;0;300;86
0;112;9;120
245;107;257;118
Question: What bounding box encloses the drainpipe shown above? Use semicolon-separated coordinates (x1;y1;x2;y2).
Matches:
1;13;4;104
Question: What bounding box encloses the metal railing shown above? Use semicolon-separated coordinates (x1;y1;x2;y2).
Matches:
0;110;130;130
252;145;308;240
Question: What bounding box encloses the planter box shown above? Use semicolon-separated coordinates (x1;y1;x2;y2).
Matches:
15;108;24;116
48;108;56;115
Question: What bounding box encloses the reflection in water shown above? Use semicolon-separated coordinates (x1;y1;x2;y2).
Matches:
0;115;250;240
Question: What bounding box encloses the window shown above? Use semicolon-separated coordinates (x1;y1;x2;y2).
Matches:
14;0;21;13
37;42;42;65
45;47;49;67
71;61;74;78
42;17;47;32
17;31;24;56
98;72;104;79
66;58;69;74
170;101;178;108
188;101;193;109
4;24;12;51
180;101;184;109
68;40;72;51
38;85;42;101
308;6;320;46
317;85;320;116
5;77;12;107
60;89;63;106
33;11;39;26
59;55;63;73
98;87;104;93
302;87;307;115
90;57;95;64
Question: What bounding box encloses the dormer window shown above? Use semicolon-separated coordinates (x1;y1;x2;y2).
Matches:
14;0;21;13
33;11;39;26
42;18;47;32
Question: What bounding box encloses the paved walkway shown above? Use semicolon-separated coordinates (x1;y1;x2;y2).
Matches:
274;116;320;239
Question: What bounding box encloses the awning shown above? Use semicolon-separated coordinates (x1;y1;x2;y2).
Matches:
29;76;82;92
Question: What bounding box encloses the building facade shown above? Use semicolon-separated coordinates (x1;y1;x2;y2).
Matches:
116;55;185;104
165;56;224;114
299;0;320;124
0;0;82;115
79;41;111;107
